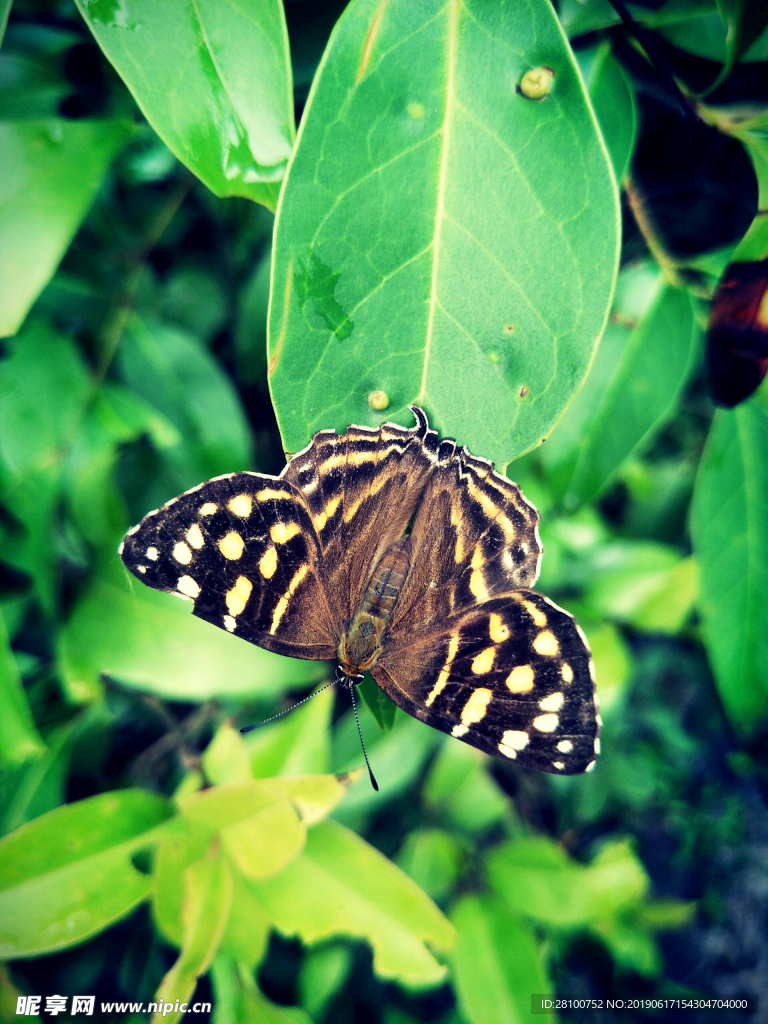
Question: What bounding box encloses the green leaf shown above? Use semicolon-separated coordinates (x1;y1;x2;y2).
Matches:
0;0;11;48
450;896;550;1024
75;0;294;210
180;775;352;832
269;0;619;467
202;723;254;786
583;543;698;634
153;845;233;1024
589;916;660;977
221;800;306;880
0;723;71;836
153;817;272;968
59;558;325;703
359;673;397;732
716;0;768;75
485;836;648;928
332;711;441;823
581;622;631;715
0;789;170;957
0;119;130;336
0;609;45;765
424;742;510;835
247;819;454;987
298;944;353;1020
396;829;463;905
544;281;697;509
246;683;334;779
118;317;252;489
577;43;637;183
0;322;92;613
211;952;312;1024
691;401;768;732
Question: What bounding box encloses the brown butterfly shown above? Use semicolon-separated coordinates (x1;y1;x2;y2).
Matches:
121;407;600;777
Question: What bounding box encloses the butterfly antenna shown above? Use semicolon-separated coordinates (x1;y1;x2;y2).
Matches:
349;683;379;791
239;680;337;734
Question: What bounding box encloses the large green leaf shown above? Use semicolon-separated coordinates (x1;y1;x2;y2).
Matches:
691;401;768;732
59;558;325;703
0;119;130;336
451;896;550;1024
0;790;170;957
269;0;619;468
75;0;294;210
248;819;454;987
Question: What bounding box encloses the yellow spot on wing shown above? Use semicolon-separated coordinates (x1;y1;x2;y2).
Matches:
472;647;495;674
520;598;546;627
313;495;340;532
270;564;309;634
539;691;564;712
454;533;464;563
458;687;493;736
228;494;253;517
469;570;489;602
499;729;529;753
489;613;509;643
219;531;244;560
173;542;192;565
425;634;459;706
256;488;292;501
226;576;253;616
532;713;559;733
343;472;387;523
270;521;301;544
199;503;217;516
533;631;559;656
506;664;534;693
223;615;236;632
186;524;204;549
561;662;574;684
465;478;516;540
259;546;277;579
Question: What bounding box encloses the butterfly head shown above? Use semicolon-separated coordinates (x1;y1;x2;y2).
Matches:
335;665;365;690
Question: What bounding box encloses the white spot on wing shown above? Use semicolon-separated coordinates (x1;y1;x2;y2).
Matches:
177;576;200;599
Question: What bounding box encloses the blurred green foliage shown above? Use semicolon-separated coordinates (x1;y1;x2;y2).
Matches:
1;1;768;1023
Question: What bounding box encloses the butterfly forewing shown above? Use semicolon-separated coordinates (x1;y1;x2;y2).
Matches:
374;591;598;774
120;472;338;659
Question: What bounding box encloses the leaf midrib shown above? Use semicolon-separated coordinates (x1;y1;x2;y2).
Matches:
417;0;460;405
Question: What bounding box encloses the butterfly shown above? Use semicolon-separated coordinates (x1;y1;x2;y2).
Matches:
120;406;600;775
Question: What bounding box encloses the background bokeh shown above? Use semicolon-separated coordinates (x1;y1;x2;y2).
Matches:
1;1;768;1022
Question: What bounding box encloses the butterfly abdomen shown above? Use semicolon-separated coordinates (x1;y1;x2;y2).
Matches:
339;537;412;674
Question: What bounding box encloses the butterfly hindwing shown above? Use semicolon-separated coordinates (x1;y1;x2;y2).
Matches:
390;438;541;636
374;590;599;774
120;472;338;659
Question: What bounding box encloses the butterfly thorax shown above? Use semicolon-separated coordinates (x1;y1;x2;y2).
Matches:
337;536;412;675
